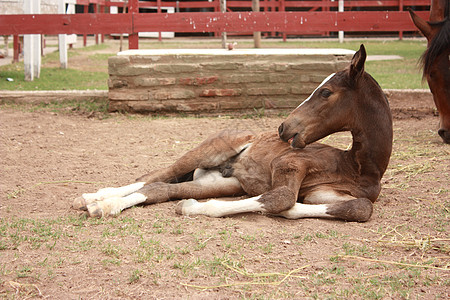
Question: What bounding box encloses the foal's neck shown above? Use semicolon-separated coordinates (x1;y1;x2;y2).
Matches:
349;84;393;180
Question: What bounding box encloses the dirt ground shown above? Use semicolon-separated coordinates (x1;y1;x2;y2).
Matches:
0;100;449;298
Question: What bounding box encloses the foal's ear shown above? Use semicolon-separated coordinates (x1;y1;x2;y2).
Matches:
349;44;367;80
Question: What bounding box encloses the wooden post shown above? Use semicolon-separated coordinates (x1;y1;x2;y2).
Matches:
157;0;162;41
3;35;8;58
24;0;41;81
338;0;344;43
58;0;68;69
220;0;227;49
13;35;20;63
128;0;139;49
83;5;88;46
93;4;99;44
280;0;287;42
118;1;128;52
101;5;105;43
398;0;404;40
322;0;329;37
252;0;261;48
214;0;220;37
24;33;34;80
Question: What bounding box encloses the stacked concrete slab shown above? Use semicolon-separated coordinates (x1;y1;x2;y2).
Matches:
108;49;355;113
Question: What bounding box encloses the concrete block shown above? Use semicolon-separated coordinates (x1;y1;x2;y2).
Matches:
134;77;176;87
200;89;242;97
150;89;196;100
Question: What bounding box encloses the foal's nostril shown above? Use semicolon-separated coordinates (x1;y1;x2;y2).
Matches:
278;123;284;137
438;129;450;144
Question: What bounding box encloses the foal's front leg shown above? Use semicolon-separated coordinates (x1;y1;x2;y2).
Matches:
177;156;306;217
276;188;374;222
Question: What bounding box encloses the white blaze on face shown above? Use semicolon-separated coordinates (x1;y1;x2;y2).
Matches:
296;73;336;108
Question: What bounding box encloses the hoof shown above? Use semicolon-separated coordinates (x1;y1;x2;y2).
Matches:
73;196;88;211
87;202;105;218
176;199;198;215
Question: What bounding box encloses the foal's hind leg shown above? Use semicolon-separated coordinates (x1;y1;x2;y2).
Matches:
136;130;254;183
86;170;244;218
72;182;146;210
73;130;253;211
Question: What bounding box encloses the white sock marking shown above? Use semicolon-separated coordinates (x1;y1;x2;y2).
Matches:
276;203;329;219
181;195;264;218
304;189;355;204
82;182;145;202
113;192;147;215
95;192;148;216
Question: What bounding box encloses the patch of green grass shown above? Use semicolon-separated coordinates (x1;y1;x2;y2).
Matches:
16;266;33;278
342;242;374;257
173;258;203;275
90;53;114;61
227;39;428;89
67;239;94;252
102;243;122;258
134;238;166;263
260;243;274;254
366;58;426;89
77;43;110;52
102;258;122;266
1;217;63;250
0;39;428;92
0;63;108;90
128;269;143;284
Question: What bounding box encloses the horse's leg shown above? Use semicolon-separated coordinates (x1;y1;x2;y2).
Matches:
73;130;253;211
176;189;373;222
175;160;373;222
86;170;244;218
177;157;306;217
136;130;254;183
276;189;373;222
73;182;146;210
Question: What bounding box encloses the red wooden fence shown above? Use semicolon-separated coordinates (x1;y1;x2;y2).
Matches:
0;0;431;51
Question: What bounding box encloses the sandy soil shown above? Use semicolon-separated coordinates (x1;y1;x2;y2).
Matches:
0;102;449;298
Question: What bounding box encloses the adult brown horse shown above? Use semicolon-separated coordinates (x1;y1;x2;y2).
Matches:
409;0;450;143
73;45;393;222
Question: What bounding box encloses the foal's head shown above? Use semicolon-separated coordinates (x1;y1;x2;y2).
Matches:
409;0;450;143
279;45;390;149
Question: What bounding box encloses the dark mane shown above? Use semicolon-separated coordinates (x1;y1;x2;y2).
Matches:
421;3;450;76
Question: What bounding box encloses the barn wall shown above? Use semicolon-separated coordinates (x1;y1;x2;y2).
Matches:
108;49;353;113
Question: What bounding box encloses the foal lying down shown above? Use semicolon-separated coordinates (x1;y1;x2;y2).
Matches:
73;45;393;222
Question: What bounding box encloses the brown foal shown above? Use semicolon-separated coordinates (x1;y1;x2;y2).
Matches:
73;44;393;222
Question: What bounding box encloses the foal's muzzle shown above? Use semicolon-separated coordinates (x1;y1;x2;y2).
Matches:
278;123;294;143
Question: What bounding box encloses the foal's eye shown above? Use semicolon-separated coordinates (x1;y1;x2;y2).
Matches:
320;89;332;98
